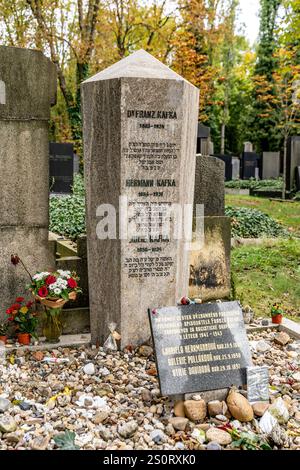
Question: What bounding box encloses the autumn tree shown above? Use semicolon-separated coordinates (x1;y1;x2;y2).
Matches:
251;0;282;152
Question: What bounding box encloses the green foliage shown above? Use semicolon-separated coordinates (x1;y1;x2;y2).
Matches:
231;430;272;450
225;205;288;238
54;431;79;450
231;239;300;318
225;177;283;190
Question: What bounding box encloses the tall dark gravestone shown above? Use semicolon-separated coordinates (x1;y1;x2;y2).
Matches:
286;136;300;191
241;152;261;179
49;142;74;193
82;50;199;347
149;301;252;396
213;154;232;181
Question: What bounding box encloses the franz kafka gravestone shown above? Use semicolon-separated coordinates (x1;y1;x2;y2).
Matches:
82;50;199;347
149;301;252;396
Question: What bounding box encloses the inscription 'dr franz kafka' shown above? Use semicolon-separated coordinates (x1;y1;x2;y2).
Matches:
127;109;178;119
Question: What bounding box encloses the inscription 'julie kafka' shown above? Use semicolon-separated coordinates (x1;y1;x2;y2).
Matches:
127;109;177;119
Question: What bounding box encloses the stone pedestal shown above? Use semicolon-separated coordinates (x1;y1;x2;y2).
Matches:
0;46;57;317
82;50;199;347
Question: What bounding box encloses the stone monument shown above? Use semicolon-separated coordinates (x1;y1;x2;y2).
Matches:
190;155;231;301
286;136;300;191
82;50;199;347
262;152;280;179
0;46;57;318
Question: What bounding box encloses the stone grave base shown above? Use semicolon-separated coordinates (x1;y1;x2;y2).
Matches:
189;216;231;301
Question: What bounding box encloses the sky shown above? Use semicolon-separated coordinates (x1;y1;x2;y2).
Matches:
237;0;260;46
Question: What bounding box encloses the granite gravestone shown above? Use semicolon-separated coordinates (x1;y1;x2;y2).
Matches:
49;142;74;193
82;50;199;347
241;152;260;179
286;136;300;191
296;166;300;191
0;46;56;317
213;154;232;181
232;157;240;180
191;155;231;301
196;123;210;155
149;301;252;396
262;152;280;179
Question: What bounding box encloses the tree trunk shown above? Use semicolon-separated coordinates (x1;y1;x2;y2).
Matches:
282;134;287;200
221;123;225;154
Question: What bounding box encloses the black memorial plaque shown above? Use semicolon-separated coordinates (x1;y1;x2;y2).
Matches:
148;301;252;396
49;142;74;193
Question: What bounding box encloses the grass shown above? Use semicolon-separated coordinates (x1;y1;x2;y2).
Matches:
225;194;300;236
231;237;300;321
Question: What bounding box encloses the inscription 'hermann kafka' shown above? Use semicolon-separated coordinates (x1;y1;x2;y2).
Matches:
127;110;177;119
126;179;176;187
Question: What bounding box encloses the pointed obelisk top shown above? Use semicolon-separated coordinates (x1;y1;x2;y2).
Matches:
83;49;195;86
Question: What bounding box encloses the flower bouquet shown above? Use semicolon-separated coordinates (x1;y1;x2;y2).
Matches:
29;270;81;343
6;297;37;345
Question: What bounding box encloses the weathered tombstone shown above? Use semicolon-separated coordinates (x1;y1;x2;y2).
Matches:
286;136;300;191
0;46;56;317
82;50;199;347
262;152;280;179
191;155;231;301
193;155;225;216
232;156;240;180
241;152;261;179
148;301;252;396
196;123;210;155
244;141;253;152
49;142;74;193
213;154;232;181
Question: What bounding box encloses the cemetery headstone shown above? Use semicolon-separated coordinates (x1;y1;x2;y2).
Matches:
191;155;231;301
0;46;56;317
194;155;225;216
197;123;211;155
82;50;199;347
241;152;261;179
213;154;232;181
232;156;240;180
148;301;252;396
244;142;253;152
262;152;280;179
286;136;300;191
49;142;74;193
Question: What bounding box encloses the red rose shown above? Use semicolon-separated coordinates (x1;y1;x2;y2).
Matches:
8;316;14;321
11;254;20;266
26;301;34;308
45;275;56;286
67;278;77;289
16;296;24;302
38;286;48;298
12;303;21;311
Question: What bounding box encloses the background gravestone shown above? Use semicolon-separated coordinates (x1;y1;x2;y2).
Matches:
191;155;231;301
262;152;280;179
213;154;232;181
241;152;261;179
49;142;74;194
196;123;211;155
286;136;300;191
82;50;199;347
232;156;240;180
0;46;56;318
